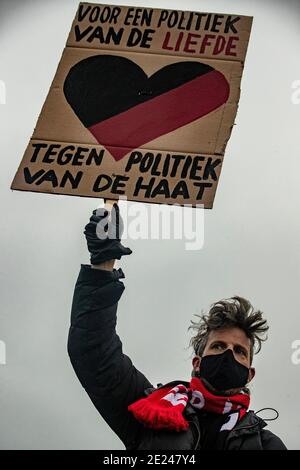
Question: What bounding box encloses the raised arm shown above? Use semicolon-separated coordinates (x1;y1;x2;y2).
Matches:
67;203;153;449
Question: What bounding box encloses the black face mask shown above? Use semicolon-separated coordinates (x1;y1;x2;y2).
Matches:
196;349;250;392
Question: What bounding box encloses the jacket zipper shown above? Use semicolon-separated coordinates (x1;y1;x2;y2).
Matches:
188;419;201;450
224;422;261;449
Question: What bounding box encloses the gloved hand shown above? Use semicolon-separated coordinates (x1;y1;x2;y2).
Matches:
84;203;132;265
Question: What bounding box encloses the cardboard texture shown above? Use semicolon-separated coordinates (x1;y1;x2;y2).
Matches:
11;3;253;208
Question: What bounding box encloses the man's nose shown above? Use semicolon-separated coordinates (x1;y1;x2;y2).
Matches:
225;346;235;355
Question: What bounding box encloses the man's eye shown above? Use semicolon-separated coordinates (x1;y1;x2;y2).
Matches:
212;344;223;350
236;348;246;356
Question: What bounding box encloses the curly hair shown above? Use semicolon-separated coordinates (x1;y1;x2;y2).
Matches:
188;296;269;363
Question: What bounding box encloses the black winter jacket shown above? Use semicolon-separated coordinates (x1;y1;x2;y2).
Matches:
67;265;287;450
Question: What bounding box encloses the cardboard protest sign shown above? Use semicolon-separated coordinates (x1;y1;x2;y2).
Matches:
11;3;253;208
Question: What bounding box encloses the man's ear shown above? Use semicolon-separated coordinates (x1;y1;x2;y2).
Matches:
192;355;201;374
248;367;256;383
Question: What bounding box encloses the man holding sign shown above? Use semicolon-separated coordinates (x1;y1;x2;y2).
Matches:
67;203;286;450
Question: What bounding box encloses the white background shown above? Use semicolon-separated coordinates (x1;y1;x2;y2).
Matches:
1;0;299;449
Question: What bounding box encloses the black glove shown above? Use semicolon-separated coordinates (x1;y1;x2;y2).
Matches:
84;203;132;265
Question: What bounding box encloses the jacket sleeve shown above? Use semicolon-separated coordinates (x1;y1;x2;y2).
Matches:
67;264;153;449
261;430;288;450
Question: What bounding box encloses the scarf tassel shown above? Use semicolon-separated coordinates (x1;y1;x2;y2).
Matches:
128;398;189;432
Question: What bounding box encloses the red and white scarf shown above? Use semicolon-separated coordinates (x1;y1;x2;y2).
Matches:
128;377;250;432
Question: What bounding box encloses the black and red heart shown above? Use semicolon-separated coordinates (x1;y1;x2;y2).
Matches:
63;55;229;161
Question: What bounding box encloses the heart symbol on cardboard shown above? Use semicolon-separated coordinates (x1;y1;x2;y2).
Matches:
63;55;230;161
